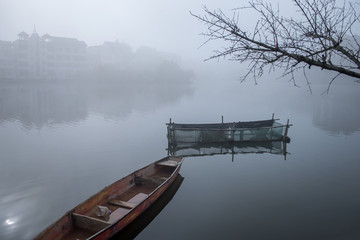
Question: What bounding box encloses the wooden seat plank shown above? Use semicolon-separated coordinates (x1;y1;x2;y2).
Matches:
108;207;130;223
72;213;111;232
128;193;148;204
156;160;178;167
108;199;136;209
107;193;148;223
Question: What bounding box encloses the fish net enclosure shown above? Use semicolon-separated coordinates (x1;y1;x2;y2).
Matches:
169;119;274;130
167;120;289;144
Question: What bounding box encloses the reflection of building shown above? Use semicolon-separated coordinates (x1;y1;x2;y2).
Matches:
0;80;193;129
0;84;88;129
2;28;88;80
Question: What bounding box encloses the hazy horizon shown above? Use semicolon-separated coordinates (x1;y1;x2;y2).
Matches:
2;0;359;77
0;0;299;60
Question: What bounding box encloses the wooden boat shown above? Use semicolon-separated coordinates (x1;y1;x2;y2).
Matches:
33;156;184;240
112;174;184;240
167;116;291;144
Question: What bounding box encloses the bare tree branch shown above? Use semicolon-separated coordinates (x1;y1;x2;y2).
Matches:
191;0;360;90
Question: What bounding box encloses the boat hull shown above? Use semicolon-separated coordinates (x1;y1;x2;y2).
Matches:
90;161;182;240
33;156;183;240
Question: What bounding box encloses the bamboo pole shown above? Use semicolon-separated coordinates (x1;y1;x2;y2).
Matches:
283;119;290;142
283;141;287;160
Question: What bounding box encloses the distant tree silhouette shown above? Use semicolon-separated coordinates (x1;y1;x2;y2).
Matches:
191;0;360;92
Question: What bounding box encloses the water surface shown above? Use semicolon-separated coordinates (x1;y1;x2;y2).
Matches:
1;72;360;240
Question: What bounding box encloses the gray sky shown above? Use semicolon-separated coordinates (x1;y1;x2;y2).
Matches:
1;0;358;61
0;0;277;58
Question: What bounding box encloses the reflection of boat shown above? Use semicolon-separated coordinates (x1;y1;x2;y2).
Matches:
167;116;291;145
111;174;184;240
167;140;289;160
34;156;184;240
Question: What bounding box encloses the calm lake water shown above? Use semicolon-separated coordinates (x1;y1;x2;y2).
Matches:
1;68;360;240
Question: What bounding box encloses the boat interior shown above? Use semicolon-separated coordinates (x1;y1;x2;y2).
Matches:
48;158;181;240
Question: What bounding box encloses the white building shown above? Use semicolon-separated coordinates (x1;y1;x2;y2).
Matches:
0;40;15;79
2;28;88;80
42;33;88;79
87;41;133;70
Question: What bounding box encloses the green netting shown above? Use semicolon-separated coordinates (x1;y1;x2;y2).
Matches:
168;121;288;143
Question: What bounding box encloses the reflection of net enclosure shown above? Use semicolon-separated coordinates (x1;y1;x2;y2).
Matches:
168;141;286;158
167;119;290;144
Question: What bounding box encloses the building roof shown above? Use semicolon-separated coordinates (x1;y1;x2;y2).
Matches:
42;33;87;46
17;31;29;39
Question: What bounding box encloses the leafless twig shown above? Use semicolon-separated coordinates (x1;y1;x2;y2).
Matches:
191;0;360;91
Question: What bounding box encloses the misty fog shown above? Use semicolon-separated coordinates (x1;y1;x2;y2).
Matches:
1;1;360;240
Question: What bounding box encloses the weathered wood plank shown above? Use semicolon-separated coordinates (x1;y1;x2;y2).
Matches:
157;160;178;167
135;176;165;185
128;193;148;204
108;207;130;223
108;199;136;209
107;193;148;223
72;213;110;232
